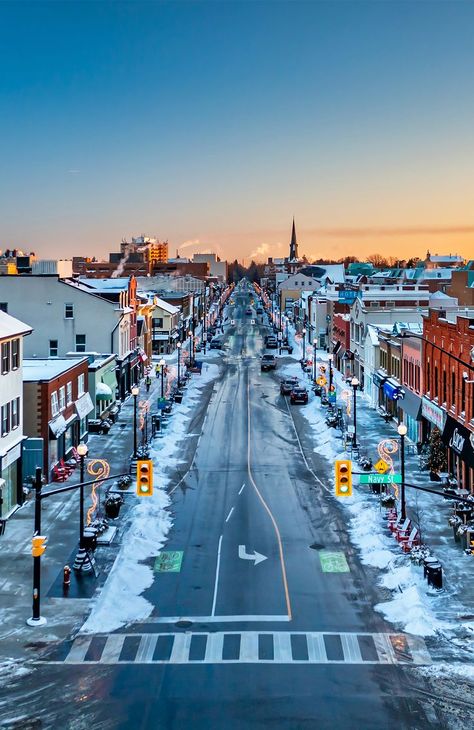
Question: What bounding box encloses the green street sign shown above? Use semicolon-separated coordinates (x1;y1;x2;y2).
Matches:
359;473;402;484
154;550;183;573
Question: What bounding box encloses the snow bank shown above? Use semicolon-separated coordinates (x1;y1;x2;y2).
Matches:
81;363;219;634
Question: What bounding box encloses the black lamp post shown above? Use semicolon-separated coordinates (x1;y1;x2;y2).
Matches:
76;442;88;550
302;328;306;361
328;354;334;392
132;384;139;458
313;339;317;383
177;342;181;387
159;358;166;398
351;376;359;447
398;423;407;520
188;329;194;366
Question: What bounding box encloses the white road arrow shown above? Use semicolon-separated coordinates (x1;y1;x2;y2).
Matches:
238;545;268;566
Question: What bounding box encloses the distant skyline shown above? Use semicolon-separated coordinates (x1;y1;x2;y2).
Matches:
1;1;473;263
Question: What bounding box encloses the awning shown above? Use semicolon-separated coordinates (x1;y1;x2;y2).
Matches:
171;332;180;340
138;348;148;363
75;393;94;419
96;382;113;401
332;341;341;354
49;415;67;438
342;350;354;360
383;378;404;401
372;370;388;388
399;388;422;419
442;416;474;469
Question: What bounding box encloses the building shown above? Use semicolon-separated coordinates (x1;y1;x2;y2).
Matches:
192;253;227;282
73;236;168;278
447;266;474;305
23;358;93;480
0;311;32;518
149;297;180;354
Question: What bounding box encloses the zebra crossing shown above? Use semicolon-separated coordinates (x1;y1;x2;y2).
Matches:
51;630;431;666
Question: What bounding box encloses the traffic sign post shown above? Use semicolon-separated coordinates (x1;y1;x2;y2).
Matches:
359;474;402;485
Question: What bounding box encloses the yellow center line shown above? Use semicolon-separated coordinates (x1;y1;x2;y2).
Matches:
246;376;293;621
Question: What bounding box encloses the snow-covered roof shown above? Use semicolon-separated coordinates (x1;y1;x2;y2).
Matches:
0;311;32;340
428;254;464;263
153;296;180;315
75;277;130;292
23;357;88;381
421;268;454;280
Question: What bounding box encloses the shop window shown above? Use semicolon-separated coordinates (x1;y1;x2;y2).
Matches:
49;340;58;357
1;403;10;436
51;391;59;417
59;386;66;411
11;339;19;369
1;342;10;374
75;334;86;353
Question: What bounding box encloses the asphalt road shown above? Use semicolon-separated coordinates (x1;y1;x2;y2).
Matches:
0;284;447;729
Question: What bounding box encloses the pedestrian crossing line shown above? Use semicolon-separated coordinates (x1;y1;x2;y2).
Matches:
49;631;432;666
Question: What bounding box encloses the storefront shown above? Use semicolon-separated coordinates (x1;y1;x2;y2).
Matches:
399;389;422;445
382;377;404;418
0;441;22;517
48;414;67;473
442;416;474;493
372;370;387;408
421;396;446;444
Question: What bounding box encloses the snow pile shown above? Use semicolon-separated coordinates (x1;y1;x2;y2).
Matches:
81;363;219;634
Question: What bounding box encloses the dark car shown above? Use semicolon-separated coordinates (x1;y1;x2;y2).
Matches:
210;337;223;349
290;387;309;405
266;337;278;349
245;308;252;315
280;377;299;395
261;354;277;371
280;343;293;354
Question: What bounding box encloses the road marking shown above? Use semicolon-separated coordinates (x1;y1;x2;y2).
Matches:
134;614;291;624
56;631;432;666
284;398;330;494
238;544;268;565
154;551;183;573
319;551;350;573
211;535;223;616
238;483;245;495
225;507;234;523
247;378;292;620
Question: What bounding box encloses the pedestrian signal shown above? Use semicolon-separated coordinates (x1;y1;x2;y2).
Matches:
136;459;153;496
32;535;47;557
335;460;352;497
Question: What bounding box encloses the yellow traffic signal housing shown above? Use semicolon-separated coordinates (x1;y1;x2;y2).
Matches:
32;535;47;557
335;460;352;497
136;459;154;496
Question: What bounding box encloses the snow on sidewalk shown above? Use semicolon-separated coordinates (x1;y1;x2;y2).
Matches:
81;363;219;634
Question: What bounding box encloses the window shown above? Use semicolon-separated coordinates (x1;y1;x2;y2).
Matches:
11;338;19;369
451;370;456;406
75;334;86;353
1;403;9;436
64;303;74;319
1;342;10;374
49;339;58;357
66;381;73;405
0;303;7;313
59;386;66;411
78;373;85;396
442;370;447;404
11;397;19;429
51;391;59;417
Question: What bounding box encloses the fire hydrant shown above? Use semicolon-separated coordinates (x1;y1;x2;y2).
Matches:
63;565;71;591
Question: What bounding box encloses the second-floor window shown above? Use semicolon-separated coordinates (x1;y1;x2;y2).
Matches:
65;303;74;319
59;386;66;411
78;373;85;396
75;334;86;353
66;381;73;404
11;338;19;369
11;397;19;429
49;340;58;357
1;403;9;436
1;342;10;374
51;391;59;417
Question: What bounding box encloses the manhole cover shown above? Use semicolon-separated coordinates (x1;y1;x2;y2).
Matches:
175;619;193;628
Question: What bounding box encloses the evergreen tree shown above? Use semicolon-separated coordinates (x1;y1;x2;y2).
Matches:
426;427;447;474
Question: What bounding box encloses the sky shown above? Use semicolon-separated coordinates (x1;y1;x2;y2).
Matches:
0;0;474;264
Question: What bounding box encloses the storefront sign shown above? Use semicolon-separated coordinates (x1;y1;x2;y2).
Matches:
421;397;446;431
49;415;67;438
75;393;94;420
1;441;22;470
372;370;387;389
442;416;474;469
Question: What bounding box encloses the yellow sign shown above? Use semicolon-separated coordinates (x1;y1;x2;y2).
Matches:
374;459;389;474
317;377;327;386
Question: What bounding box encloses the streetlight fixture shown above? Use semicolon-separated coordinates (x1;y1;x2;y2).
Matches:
131;385;139;459
159;358;166;399
188;329;194;366
76;442;88;552
351;376;359;447
313;338;318;383
328;353;334;393
177;342;181;387
397;423;408;520
302;328;306;361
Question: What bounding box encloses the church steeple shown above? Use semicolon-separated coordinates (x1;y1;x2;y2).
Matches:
289;217;298;260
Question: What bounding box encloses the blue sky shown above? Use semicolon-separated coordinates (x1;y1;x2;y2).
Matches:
1;0;473;262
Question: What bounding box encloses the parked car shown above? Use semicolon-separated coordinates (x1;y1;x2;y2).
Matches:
280;343;293;354
266;336;278;349
210;337;223;349
290;387;309;405
280;377;299;395
261;354;277;371
245;308;252;315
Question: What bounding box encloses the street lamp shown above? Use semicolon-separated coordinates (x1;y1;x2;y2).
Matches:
302;328;306;361
351;376;359;447
313;339;317;383
131;385;139;458
159;358;166;399
328;353;334;392
177;342;181;387
188;329;194;365
398;423;407;521
76;442;88;551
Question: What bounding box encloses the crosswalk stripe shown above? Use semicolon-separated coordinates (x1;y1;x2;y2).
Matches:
49;631;432;666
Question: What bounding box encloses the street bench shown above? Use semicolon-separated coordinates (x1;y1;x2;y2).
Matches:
395;519;411;542
400;528;420;553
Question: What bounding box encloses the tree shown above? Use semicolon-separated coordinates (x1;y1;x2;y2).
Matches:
366;253;389;268
426;427;447;477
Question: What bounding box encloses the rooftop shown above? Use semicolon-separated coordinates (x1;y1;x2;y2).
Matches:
0;311;32;341
23;357;89;382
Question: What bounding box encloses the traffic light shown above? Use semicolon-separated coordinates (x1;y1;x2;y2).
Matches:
136;459;153;496
32;535;47;557
335;460;352;497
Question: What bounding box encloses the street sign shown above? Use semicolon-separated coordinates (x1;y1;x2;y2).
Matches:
374;459;389;474
317;377;327;386
157;397;167;410
328;392;336;403
251;319;255;325
359;473;402;485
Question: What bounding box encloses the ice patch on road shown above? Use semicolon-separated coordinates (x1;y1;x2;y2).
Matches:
81;363;219;634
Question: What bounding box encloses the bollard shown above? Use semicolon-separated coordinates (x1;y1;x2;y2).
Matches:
63;565;71;593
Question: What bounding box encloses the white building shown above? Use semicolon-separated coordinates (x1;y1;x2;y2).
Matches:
192;253;227;282
0;311;32;518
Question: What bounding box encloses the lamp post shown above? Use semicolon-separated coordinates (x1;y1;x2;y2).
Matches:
351;376;359;447
177;342;181;387
188;329;194;366
131;385;139;458
313;339;317;383
76;442;88;549
302;328;306;362
398;423;407;521
159;358;166;399
328;353;334;392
